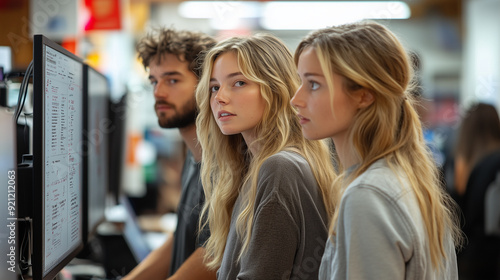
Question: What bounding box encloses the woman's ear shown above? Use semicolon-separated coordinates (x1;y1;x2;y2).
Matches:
357;89;374;109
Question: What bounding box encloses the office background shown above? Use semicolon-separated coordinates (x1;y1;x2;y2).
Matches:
3;0;497;201
1;0;500;279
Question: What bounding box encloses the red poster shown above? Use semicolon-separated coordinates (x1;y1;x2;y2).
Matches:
84;0;121;31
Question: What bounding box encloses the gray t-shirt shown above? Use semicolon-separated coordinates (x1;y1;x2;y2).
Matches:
169;151;209;275
319;159;458;280
217;151;329;280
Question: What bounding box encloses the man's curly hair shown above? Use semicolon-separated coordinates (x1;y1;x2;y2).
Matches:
136;28;216;78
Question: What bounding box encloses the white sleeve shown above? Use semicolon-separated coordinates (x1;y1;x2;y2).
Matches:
335;185;414;279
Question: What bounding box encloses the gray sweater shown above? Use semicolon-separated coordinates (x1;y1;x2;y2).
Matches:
319;159;458;280
217;151;329;280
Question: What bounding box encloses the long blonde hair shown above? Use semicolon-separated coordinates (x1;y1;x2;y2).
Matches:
295;21;462;270
196;33;336;269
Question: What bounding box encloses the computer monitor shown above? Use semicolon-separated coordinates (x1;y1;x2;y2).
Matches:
0;109;17;280
31;35;84;280
108;93;127;205
82;64;110;243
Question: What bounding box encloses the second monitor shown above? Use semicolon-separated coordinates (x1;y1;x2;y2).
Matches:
82;65;110;244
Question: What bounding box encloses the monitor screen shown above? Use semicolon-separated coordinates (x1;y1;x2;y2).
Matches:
32;35;84;280
83;65;109;242
108;94;127;205
0;109;17;280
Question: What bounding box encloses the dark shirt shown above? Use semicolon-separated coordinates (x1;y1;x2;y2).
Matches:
169;151;208;275
457;149;500;280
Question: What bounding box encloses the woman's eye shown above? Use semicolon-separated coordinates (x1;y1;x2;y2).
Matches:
234;81;246;87
310;81;320;90
210;85;219;94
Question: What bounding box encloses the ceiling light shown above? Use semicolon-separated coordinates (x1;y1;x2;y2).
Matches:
261;1;411;30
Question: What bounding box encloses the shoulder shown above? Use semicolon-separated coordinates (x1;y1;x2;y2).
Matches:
257;151;317;194
255;150;318;203
340;159;418;234
348;159;409;200
259;150;312;179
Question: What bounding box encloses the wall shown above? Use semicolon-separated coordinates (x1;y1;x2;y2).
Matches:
0;0;32;70
461;0;500;110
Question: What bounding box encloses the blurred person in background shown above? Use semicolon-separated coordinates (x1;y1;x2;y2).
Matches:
454;102;500;280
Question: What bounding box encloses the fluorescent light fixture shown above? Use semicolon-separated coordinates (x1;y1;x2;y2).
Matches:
178;1;410;30
179;1;261;30
178;1;261;19
261;1;411;30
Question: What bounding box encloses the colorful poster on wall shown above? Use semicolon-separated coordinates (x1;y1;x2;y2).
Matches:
84;0;122;31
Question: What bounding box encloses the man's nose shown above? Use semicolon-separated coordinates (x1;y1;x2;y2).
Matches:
153;81;168;98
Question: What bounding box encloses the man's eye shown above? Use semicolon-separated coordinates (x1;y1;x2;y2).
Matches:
169;79;178;84
150;81;157;87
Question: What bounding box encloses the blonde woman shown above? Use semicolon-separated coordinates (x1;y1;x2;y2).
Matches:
291;21;462;279
195;34;336;279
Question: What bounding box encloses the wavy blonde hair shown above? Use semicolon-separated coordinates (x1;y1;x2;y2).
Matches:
295;21;462;270
196;33;337;269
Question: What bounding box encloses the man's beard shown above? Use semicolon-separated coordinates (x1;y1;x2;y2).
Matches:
156;98;197;129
